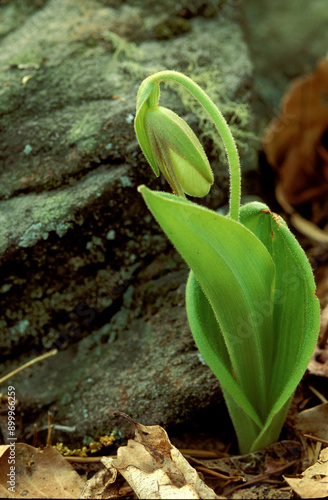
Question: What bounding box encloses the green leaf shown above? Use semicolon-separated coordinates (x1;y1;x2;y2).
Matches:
138;186;320;453
222;386;293;453
187;268;297;453
187;269;295;453
239;202;320;421
186;271;262;427
138;186;276;422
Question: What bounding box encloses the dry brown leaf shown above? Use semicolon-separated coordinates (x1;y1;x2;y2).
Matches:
101;414;220;499
0;443;84;498
308;344;328;377
317;265;328;348
295;403;328;442
263;58;328;243
319;303;328;347
309;263;328;376
275;184;328;244
80;466;120;499
284;446;328;498
264;58;328;206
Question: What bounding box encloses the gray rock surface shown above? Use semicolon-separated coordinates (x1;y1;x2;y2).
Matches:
0;0;255;443
8;269;223;445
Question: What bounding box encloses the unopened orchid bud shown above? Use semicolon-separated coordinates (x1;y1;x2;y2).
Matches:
137;105;213;198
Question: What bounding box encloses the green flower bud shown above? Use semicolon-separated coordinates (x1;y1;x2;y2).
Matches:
139;105;214;198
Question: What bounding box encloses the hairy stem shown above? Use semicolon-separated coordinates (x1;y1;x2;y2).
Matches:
145;70;241;220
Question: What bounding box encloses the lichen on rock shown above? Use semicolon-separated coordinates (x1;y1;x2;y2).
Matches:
0;0;257;442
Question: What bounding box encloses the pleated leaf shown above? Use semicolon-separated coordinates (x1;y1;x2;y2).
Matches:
239;202;320;424
138;186;276;423
187;270;296;453
139;188;320;453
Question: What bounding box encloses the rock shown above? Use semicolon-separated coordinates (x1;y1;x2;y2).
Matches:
9;268;223;445
0;0;255;442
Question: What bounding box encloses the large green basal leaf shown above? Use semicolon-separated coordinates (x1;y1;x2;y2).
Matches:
187;270;293;454
186;201;320;453
239;202;320;421
186;270;261;452
139;186;276;424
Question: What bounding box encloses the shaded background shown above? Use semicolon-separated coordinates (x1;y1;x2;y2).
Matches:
0;0;327;449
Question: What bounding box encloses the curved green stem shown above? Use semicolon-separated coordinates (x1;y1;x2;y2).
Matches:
146;70;241;221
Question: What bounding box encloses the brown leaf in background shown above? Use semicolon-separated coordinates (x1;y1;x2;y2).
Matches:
0;443;84;498
308;344;328;377
284;446;328;499
263;58;328;243
102;414;220;499
308;302;328;376
264;58;328;207
308;260;328;375
295;403;328;442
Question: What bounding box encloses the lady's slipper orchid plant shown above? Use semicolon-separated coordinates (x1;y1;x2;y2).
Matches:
134;70;320;454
